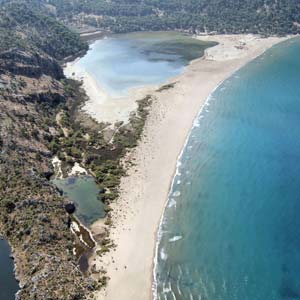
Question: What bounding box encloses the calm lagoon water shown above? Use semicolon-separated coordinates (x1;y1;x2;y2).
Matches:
155;37;300;300
74;31;215;97
53;176;105;226
0;239;19;300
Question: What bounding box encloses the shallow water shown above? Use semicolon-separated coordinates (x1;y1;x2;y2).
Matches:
0;239;19;300
53;176;105;226
73;31;216;97
156;38;300;300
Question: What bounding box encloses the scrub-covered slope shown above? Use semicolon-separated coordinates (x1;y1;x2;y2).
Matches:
17;0;300;35
0;3;97;300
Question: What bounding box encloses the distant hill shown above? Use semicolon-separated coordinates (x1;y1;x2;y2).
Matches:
0;1;88;60
10;0;300;36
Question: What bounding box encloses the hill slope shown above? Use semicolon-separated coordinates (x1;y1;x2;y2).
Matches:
0;3;97;300
16;0;300;35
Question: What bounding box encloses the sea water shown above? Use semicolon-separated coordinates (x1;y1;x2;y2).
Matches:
72;31;216;97
0;239;19;300
155;38;300;300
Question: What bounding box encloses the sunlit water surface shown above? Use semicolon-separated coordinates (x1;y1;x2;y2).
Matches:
156;38;300;300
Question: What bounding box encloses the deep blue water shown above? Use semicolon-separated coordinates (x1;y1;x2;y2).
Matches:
155;38;300;300
0;239;19;299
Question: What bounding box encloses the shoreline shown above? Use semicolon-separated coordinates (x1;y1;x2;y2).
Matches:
63;33;215;125
68;34;290;300
64;58;156;125
152;68;233;300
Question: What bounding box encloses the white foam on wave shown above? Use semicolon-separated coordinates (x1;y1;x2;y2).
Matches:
168;198;177;208
167;282;177;300
162;281;171;293
169;235;183;242
177;180;181;185
160;247;168;260
178;265;183;277
176;280;182;296
193;119;200;127
173;190;181;197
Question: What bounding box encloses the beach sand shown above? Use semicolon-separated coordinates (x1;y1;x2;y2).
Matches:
74;34;288;300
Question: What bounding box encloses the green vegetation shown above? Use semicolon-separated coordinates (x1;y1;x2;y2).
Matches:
0;2;88;59
54;80;153;207
156;82;177;92
1;1;297;299
0;6;93;297
9;0;300;36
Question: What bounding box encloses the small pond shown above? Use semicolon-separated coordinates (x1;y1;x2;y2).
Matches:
53;176;105;226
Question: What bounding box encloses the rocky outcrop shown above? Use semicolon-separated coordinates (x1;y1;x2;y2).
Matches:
0;49;63;79
65;202;76;214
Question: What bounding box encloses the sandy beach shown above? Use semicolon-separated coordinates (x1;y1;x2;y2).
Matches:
73;34;289;300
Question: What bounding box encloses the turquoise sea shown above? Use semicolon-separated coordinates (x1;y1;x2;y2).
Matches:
155;37;300;300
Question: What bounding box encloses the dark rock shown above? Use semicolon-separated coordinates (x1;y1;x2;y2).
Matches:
65;202;76;214
72;294;83;300
56;187;64;196
67;217;72;228
98;187;106;194
44;170;54;180
40;215;50;223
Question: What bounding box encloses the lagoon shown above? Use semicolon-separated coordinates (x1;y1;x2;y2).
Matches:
69;31;215;98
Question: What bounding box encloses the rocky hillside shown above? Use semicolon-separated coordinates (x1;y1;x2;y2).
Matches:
9;0;300;35
0;2;88;60
0;3;98;300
